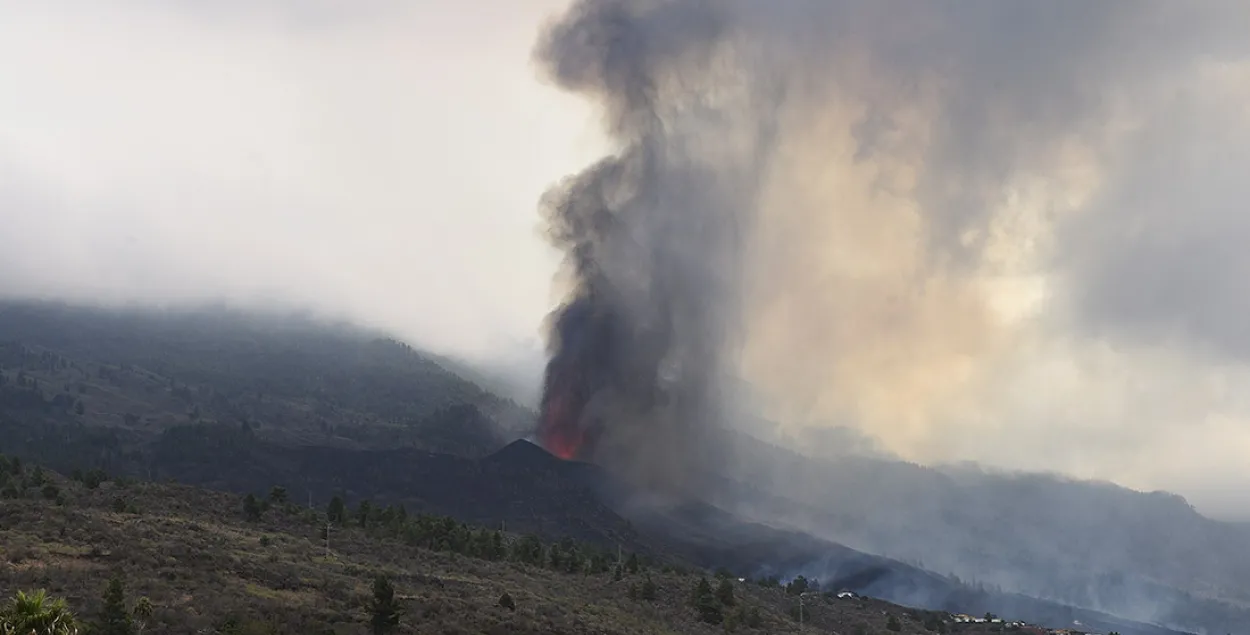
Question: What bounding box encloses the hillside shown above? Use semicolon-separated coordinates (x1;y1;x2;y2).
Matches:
0;301;533;455
717;435;1250;634
0;300;1234;634
0;459;967;635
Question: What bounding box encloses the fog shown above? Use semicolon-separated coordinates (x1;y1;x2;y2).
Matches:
0;0;594;363
4;1;1250;522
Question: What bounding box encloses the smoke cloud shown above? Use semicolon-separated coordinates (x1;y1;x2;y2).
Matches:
6;0;1250;518
534;0;1250;506
534;0;783;488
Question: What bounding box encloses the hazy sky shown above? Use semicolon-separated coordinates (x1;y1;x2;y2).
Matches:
0;0;599;357
4;1;1250;519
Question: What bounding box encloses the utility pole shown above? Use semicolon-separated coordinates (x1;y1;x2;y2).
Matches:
324;521;332;559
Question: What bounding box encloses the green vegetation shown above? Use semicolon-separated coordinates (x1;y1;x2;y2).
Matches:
97;577;134;635
0;304;1034;634
0;304;531;458
0;589;79;635
367;575;401;635
690;577;723;625
0;454;945;634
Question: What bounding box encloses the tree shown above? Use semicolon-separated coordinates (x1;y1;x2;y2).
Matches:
744;606;763;628
497;593;515;611
268;486;287;505
691;578;722;625
96;577;134;635
887;615;903;632
510;535;543;565
356;500;373;528
243;494;263;522
625;552;640;574
368;575;401;635
83;470;107;490
327;496;346;524
716;578;736;606
132;597;153;635
640;575;658;601
1;589;79;635
786;575;809;596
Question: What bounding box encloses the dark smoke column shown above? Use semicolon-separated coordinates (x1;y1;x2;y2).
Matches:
532;0;778;491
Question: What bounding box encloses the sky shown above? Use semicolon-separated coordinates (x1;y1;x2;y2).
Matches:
3;1;1250;519
0;0;599;359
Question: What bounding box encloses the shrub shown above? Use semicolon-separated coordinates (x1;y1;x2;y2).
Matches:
498;592;515;611
640;575;657;601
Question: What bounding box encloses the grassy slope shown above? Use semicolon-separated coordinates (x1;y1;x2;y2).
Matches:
0;468;960;635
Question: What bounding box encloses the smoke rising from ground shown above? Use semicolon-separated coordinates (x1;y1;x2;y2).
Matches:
535;0;1250;508
5;0;1250;518
534;0;783;488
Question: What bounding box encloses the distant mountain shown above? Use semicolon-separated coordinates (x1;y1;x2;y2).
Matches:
715;432;1250;634
0;299;533;452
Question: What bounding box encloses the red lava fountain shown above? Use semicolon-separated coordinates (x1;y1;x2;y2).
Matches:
539;370;586;460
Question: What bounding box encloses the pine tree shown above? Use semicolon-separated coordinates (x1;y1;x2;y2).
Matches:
691;577;722;624
716;578;736;606
625;552;640;574
640;575;658;601
744;606;763;628
243;494;263;521
327;496;346;524
368;575;401;635
97;576;135;635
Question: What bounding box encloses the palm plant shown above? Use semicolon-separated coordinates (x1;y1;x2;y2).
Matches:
131;597;153;635
1;589;79;635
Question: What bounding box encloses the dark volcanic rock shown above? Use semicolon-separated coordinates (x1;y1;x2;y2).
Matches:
151;426;654;553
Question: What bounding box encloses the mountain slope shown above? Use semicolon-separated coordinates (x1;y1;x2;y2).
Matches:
1;462;969;635
718;433;1250;634
0;300;1241;634
0;300;532;453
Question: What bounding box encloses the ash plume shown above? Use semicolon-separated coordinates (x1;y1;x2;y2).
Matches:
534;0;1250;497
533;0;782;490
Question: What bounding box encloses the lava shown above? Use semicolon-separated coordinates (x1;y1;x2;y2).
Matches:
540;385;584;460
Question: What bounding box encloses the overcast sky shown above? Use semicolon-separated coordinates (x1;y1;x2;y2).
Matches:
0;0;599;357
4;1;1250;519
